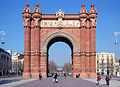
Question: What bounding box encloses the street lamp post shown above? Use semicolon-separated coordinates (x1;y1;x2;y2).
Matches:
114;32;120;45
0;30;5;45
0;30;5;76
114;32;120;76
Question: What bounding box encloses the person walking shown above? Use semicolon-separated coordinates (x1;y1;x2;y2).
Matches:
64;73;66;78
97;73;101;85
39;73;42;80
105;73;110;87
53;73;58;83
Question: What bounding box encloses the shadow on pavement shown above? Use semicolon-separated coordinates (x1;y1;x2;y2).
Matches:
0;79;21;85
117;79;120;81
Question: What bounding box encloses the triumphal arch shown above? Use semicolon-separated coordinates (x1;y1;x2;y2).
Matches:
22;3;97;78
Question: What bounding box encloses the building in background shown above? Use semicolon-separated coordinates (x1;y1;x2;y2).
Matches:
7;50;12;57
12;52;24;75
0;48;11;76
96;52;115;75
115;59;120;76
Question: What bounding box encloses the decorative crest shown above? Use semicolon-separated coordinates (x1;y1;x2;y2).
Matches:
56;9;64;18
23;18;30;26
90;18;97;26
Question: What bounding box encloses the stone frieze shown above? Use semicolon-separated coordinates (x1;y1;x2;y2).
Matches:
41;20;80;27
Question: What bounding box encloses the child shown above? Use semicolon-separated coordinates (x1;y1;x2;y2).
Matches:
97;73;101;85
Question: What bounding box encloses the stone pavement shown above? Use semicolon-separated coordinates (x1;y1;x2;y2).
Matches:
0;76;35;87
0;76;120;87
13;77;101;87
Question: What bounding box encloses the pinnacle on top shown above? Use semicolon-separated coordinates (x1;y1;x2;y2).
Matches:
81;4;85;7
25;3;29;7
35;4;39;7
91;4;95;7
89;4;97;14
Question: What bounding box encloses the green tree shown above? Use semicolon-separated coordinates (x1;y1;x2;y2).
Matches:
62;62;72;73
48;61;57;73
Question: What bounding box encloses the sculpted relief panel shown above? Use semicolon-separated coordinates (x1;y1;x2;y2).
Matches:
41;20;80;27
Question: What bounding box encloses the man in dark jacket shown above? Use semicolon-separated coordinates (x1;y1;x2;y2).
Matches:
105;73;110;87
39;73;42;80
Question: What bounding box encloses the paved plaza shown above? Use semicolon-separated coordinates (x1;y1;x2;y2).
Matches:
0;76;120;87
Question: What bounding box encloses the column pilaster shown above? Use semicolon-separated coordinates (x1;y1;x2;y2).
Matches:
30;4;41;78
22;3;31;78
30;4;42;78
72;53;80;77
79;11;88;76
40;53;47;78
89;11;97;77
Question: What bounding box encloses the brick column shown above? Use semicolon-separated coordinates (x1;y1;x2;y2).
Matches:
85;19;90;77
80;26;86;76
89;28;96;77
79;4;89;77
40;53;47;78
30;4;41;78
30;18;36;77
79;17;87;77
73;53;80;77
31;18;41;78
89;17;97;77
33;25;40;78
22;4;31;78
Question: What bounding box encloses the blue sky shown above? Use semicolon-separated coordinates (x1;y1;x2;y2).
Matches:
0;0;120;67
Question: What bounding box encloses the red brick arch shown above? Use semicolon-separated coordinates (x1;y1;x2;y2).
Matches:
41;31;79;54
22;3;97;78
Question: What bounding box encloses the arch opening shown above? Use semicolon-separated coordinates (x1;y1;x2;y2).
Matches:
47;36;73;51
41;31;79;55
47;36;73;77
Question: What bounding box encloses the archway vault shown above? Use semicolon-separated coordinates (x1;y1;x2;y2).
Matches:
41;31;79;55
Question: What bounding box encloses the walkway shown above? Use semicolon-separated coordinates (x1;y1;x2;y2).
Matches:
0;76;120;87
14;77;103;87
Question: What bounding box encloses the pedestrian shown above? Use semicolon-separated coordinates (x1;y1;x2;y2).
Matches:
78;74;80;77
105;73;110;87
97;73;101;85
53;73;58;83
39;73;42;80
64;73;66;78
76;74;80;78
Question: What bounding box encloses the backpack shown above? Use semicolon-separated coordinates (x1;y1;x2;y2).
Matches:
110;75;112;78
97;75;101;81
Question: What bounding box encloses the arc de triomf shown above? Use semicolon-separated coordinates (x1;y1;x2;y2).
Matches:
22;3;97;78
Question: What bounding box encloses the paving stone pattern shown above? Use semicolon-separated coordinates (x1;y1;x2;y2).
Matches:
14;77;103;87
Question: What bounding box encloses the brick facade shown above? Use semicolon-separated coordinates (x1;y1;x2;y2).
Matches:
22;3;97;78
